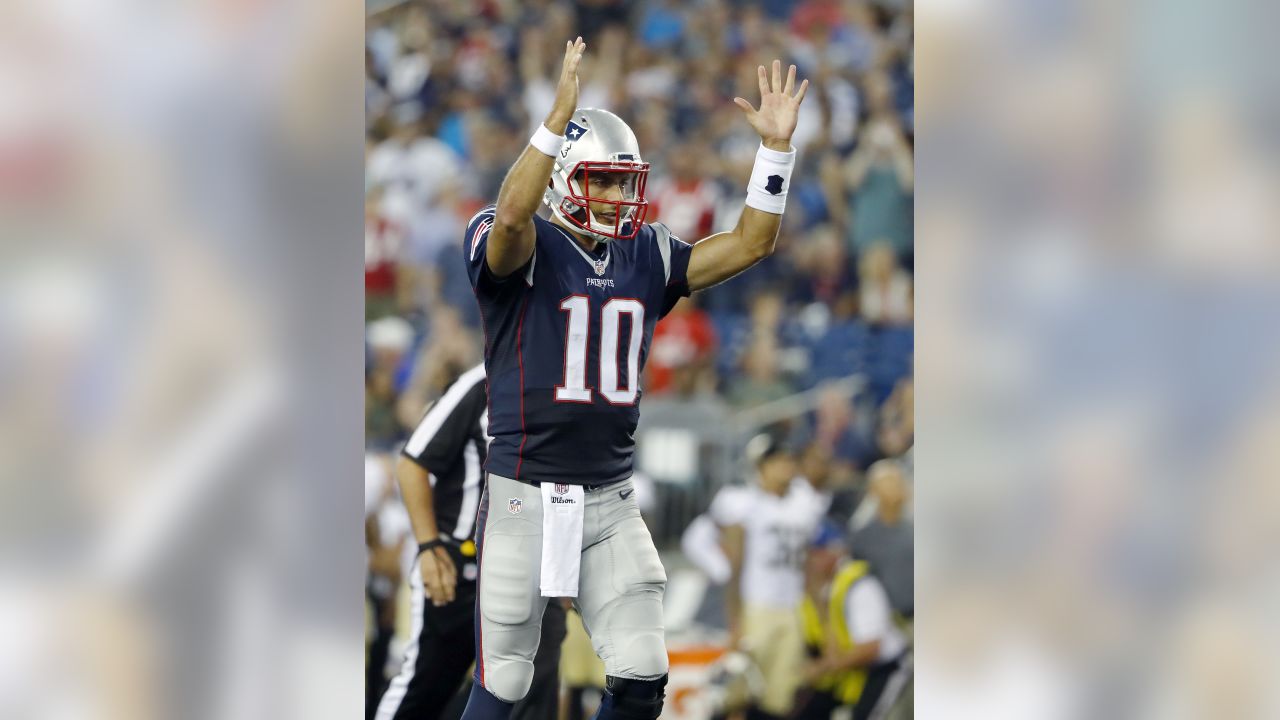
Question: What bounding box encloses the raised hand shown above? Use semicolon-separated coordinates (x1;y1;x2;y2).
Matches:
547;36;587;132
733;59;810;151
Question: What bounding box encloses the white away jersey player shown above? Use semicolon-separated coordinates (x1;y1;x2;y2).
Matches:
712;479;830;608
465;206;693;486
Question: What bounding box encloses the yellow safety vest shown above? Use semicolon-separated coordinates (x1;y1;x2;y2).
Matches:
799;560;870;705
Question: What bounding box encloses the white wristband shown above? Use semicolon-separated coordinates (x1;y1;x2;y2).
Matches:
744;142;796;215
530;124;565;157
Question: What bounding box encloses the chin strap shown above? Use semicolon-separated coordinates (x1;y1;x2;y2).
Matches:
562;208;627;244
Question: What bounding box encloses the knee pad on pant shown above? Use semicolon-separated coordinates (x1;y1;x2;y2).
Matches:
605;594;669;678
603;675;668;720
482;658;535;703
615;626;669;678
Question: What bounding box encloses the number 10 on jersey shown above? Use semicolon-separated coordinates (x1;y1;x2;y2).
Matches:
555;295;645;405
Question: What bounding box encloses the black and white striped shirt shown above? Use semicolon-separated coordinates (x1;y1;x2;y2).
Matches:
400;363;488;541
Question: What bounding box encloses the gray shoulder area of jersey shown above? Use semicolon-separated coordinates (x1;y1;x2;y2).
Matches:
651;221;673;284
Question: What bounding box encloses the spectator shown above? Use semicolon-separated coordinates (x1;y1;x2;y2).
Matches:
844;74;914;258
791;0;883;76
727;337;794;409
519;22;617;133
365;452;411;719
365;189;405;321
398;180;465;314
429;211;484;329
649;143;722;242
366;47;392;120
464;111;522;202
739;289;811;376
637;0;686;51
808;382;880;472
395;306;479;430
750;288;785;335
382;14;432;110
648;294;718;396
850;459;914;617
857;240;912;325
367;369;400;452
877;375;914;457
791;224;858;316
368;118;463;222
574;0;633;40
365;316;415;449
794;524;910;720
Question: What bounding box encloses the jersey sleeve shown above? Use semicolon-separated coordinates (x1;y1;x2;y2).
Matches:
401;381;485;473
708;486;749;527
650;222;694;319
845;576;894;645
681;515;733;585
464;205;534;294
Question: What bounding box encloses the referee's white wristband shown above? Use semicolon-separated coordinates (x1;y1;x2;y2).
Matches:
530;124;565;157
744;142;796;215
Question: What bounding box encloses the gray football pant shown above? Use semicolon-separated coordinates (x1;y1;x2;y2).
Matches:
474;474;668;702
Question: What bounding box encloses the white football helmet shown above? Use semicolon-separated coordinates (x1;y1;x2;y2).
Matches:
543;108;650;242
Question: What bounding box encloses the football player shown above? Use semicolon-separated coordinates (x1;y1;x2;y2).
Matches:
461;36;809;720
718;435;830;720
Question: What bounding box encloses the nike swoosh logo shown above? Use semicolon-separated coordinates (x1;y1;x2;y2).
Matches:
619;489;634;500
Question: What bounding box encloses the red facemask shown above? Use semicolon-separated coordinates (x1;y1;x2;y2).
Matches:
559;160;651;240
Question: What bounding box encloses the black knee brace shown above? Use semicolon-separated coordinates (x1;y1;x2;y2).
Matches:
603;675;668;720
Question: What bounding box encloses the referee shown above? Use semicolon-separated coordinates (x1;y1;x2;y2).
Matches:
374;363;566;720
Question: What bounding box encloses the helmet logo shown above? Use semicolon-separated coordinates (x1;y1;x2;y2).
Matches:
562;121;588;158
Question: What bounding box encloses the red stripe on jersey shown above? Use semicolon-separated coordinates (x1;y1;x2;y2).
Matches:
470;218;493;262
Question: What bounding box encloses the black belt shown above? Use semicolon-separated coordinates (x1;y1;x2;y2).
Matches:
508;477;625;492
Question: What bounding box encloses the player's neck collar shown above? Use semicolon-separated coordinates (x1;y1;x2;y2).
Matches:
551;222;611;269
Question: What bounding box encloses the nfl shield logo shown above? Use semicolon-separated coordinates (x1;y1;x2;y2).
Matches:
508;498;522;514
593;260;606;276
555;483;569;495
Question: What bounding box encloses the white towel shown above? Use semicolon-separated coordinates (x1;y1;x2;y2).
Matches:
540;483;585;597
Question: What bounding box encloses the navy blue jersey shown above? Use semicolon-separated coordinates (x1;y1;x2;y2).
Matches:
465;206;693;486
